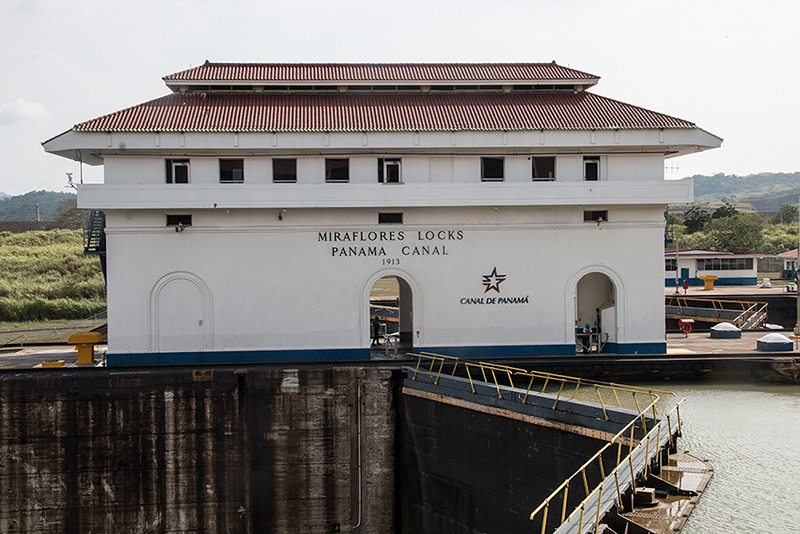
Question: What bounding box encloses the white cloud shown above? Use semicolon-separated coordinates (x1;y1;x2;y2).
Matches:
0;99;50;125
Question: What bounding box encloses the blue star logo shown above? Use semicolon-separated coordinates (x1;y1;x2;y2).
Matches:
482;267;506;293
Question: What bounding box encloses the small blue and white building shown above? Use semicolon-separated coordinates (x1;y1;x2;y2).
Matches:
44;62;721;364
665;249;759;287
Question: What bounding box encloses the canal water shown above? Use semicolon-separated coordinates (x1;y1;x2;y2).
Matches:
638;381;800;533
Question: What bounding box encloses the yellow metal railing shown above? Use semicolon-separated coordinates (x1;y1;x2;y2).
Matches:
0;334;27;350
411;352;673;421
408;352;682;534
665;295;768;328
529;400;683;534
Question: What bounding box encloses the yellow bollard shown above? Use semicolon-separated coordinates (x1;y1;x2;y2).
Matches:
68;332;104;365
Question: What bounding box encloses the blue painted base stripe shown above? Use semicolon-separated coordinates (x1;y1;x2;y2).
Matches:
107;348;371;366
665;277;757;287
416;344;575;358
419;342;667;357
107;341;667;366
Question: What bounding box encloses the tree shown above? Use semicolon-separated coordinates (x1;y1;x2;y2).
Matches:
771;203;798;225
711;202;738;219
705;212;765;253
47;199;89;230
683;206;711;233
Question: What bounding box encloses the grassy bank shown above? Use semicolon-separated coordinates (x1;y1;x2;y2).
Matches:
0;230;106;322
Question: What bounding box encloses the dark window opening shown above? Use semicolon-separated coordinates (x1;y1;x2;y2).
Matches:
220;159;244;183
532;157;555;181
273;159;297;182
584;210;608;222
666;259;677;271
166;214;192;226
166;159;190;184
378;158;402;183
379;213;403;224
481;157;504;181
584;156;600;181
696;258;753;271
325;159;349;182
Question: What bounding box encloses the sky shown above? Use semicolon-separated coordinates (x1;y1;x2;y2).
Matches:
0;0;797;196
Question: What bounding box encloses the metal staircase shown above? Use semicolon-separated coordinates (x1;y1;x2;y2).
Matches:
665;295;768;329
84;210;107;283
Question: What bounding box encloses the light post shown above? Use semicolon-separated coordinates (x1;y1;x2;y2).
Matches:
794;197;800;335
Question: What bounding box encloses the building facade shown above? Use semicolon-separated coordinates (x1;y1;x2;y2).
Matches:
44;62;721;364
665;249;759;287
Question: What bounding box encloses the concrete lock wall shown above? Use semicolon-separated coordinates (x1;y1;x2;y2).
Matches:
398;387;616;534
0;367;396;534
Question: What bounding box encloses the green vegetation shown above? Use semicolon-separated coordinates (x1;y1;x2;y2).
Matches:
0;229;105;321
0;190;77;222
670;202;799;255
686;171;800;212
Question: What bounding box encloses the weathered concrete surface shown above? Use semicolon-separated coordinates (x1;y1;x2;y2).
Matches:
0;367;396;533
398;385;616;534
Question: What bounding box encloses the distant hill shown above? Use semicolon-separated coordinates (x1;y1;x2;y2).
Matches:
681;172;800;213
0;192;9;200
0;190;77;222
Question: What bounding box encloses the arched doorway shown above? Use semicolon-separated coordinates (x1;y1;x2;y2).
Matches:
150;271;213;353
368;275;413;355
575;272;617;353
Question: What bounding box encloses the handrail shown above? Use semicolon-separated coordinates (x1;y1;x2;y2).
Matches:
665;296;768;329
411;352;674;414
0;335;27;350
529;400;683;534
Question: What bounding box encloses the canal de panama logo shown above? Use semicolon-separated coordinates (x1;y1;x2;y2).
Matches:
482;267;506;293
460;266;529;306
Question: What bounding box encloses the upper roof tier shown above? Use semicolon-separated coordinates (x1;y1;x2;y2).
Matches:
163;61;600;90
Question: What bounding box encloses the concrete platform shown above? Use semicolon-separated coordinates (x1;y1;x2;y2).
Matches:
666;330;797;355
621;451;714;534
0;344;107;369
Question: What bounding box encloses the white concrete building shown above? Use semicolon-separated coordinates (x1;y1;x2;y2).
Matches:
665;249;759;287
44;62;721;364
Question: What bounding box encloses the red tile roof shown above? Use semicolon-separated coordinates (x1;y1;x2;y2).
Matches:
163;62;599;85
74;92;694;133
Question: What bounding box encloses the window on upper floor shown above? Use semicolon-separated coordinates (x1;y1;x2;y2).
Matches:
166;214;192;227
584;210;607;222
273;159;297;183
166;159;190;184
220;159;244;183
583;156;600;181
532;157;555;181
481;157;504;181
326;158;349;182
378;158;402;184
378;213;403;224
